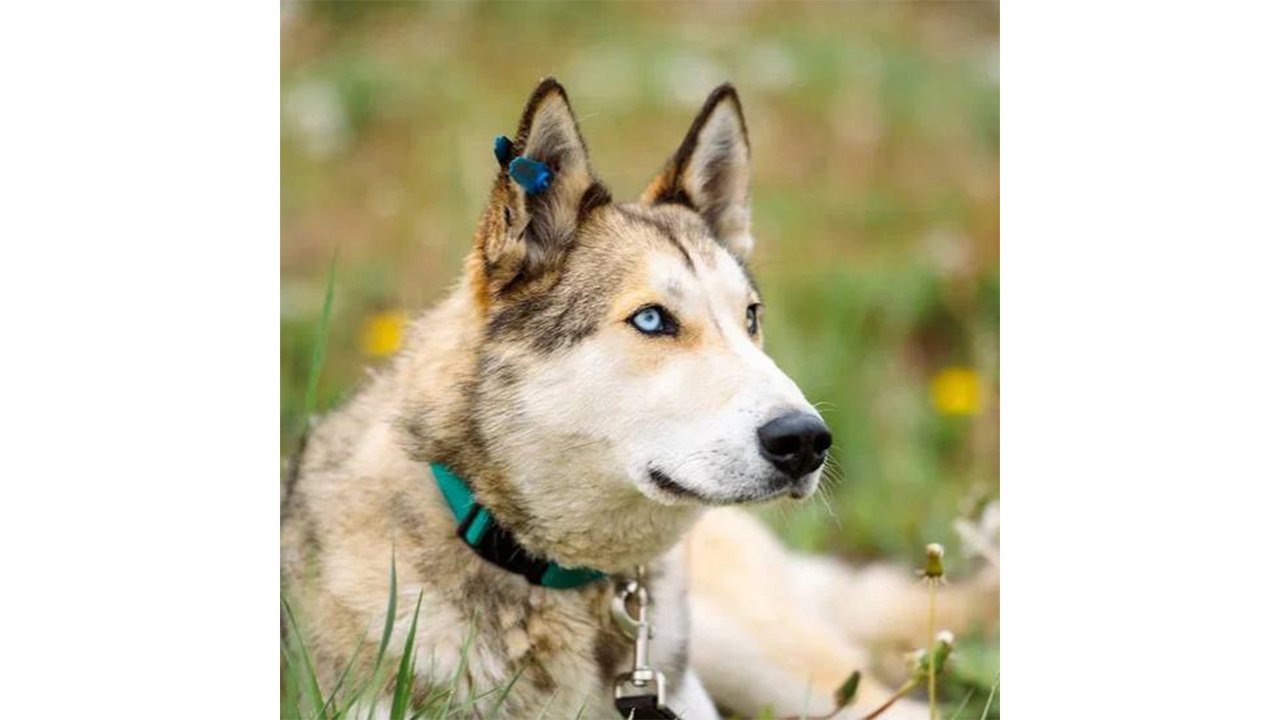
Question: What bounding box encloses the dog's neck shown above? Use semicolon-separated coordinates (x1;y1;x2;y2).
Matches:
486;465;704;572
391;283;703;574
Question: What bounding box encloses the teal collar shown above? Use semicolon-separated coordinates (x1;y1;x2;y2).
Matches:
430;463;607;589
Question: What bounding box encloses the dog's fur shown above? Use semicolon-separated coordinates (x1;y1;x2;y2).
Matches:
282;79;996;719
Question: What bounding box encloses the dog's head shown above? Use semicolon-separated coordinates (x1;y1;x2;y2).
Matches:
464;78;830;513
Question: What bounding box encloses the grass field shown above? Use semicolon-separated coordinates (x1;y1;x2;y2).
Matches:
282;2;999;716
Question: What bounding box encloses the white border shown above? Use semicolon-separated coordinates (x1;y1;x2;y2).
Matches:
2;2;1279;716
1004;2;1280;716
0;2;279;714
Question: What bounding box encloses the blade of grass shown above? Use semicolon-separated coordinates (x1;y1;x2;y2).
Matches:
531;690;560;720
356;667;390;720
373;553;399;672
344;664;386;720
282;596;327;719
322;619;370;718
281;640;301;720
282;648;312;720
298;251;337;439
408;688;452;720
443;616;479;717
449;682;508;717
389;591;425;720
978;671;999;720
358;553;400;720
326;562;400;716
482;667;526;720
948;688;975;720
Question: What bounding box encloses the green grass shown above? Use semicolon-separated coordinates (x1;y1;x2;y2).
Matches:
297;252;337;441
284;553;997;718
282;1;999;716
281;578;529;720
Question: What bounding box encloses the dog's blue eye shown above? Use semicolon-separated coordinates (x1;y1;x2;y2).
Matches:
629;306;675;336
746;304;761;336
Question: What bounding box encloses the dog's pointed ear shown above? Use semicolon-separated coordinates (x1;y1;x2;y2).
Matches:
476;78;610;296
642;83;753;258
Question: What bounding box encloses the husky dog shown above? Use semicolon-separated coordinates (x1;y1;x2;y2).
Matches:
282;78;996;719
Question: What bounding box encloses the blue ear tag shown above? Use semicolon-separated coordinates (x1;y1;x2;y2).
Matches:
508;156;553;195
493;135;514;167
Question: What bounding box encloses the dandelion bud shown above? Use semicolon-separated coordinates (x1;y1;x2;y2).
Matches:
910;631;956;681
923;543;945;579
929;630;954;669
907;648;928;674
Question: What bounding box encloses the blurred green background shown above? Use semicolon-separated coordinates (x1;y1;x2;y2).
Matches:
282;0;998;711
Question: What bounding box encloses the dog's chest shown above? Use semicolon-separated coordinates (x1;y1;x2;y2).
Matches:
436;572;690;718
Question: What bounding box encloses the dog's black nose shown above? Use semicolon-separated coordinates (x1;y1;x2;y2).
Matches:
757;412;832;480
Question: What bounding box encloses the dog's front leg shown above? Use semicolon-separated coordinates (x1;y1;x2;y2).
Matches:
666;667;720;720
689;594;930;720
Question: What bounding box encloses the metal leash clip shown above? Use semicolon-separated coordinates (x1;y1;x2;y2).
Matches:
611;566;680;720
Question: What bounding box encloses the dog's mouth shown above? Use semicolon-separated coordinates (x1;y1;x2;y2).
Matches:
646;467;812;506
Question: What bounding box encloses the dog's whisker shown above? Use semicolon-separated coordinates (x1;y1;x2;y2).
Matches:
815;486;838;520
824;461;844;484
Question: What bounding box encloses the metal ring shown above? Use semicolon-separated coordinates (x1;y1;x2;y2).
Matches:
610;579;642;640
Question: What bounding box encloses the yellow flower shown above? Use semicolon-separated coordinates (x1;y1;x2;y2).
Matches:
360;310;406;357
930;367;982;416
